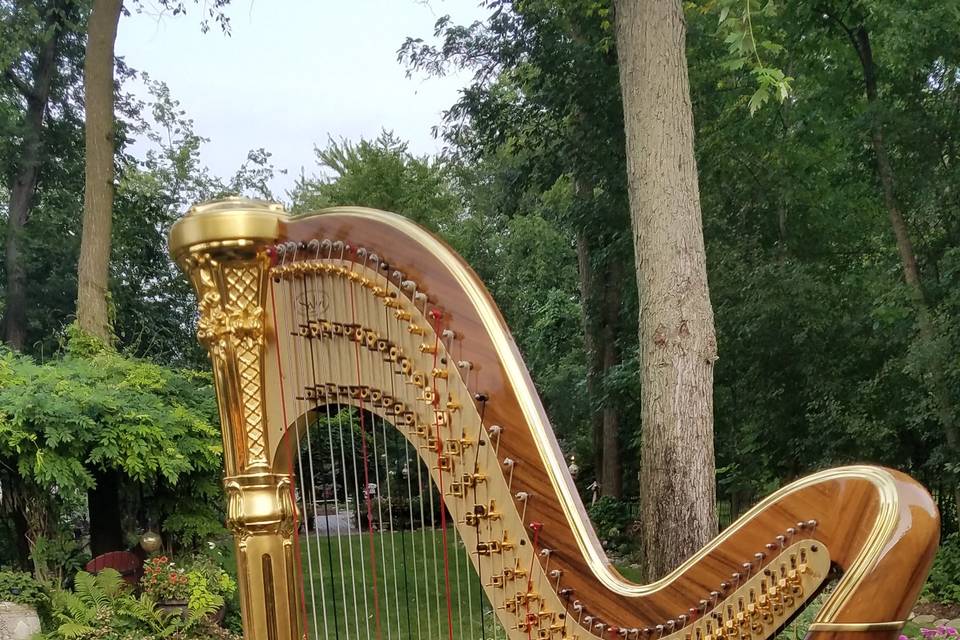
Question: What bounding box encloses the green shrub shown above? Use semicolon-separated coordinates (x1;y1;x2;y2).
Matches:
0;569;48;609
922;533;960;604
588;496;636;554
45;569;240;640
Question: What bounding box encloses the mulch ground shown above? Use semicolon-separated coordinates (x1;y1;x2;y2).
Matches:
914;602;960;620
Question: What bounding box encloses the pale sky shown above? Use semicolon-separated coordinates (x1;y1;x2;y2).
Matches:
116;0;487;199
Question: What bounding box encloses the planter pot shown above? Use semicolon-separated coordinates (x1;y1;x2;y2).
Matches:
158;599;189;619
208;604;226;625
0;602;41;640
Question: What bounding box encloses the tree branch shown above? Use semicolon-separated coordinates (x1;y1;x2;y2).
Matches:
4;68;35;101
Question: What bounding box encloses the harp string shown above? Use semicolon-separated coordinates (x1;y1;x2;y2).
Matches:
292;265;332;640
348;252;383;640
427;310;455;640
329;253;368;639
310;256;344;640
362;270;394;640
267;250;310;637
285;269;321;638
386;275;424;640
321;253;352;640
377;267;406;640
280;250;506;640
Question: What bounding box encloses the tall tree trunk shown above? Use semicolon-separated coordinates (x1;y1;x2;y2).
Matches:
575;177;625;499
576;229;606;482
849;24;960;510
88;468;124;556
3;1;66;349
76;0;123;341
600;260;623;498
613;0;719;580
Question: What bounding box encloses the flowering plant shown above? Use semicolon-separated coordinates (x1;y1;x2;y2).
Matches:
141;556;190;602
902;627;960;640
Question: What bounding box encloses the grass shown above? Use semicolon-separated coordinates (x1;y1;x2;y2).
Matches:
296;528;492;640
238;531;872;640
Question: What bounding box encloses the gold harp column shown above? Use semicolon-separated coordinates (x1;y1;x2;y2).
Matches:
169;198;303;640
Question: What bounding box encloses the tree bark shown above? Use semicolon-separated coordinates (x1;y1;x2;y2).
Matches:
576;229;606;483
76;0;123;341
575;177;624;499
600;260;623;498
613;0;718;580
3;1;67;349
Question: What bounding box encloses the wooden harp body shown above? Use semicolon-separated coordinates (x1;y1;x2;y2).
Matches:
169;198;939;640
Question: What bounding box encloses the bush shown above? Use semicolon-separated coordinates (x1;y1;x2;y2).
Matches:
46;569;240;640
0;569;48;610
588;496;637;556
922;533;960;604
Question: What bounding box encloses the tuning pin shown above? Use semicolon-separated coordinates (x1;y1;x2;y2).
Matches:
401;280;416;291
321;238;332;251
572;601;583;612
414;292;427;303
369;253;379;265
549;569;562;579
807;519;818;529
356;247;368;259
489;425;503;438
539;549;552;558
786;527;797;536
332;240;344;252
457;360;473;370
441;329;455;339
515;492;529;502
503;458;514;468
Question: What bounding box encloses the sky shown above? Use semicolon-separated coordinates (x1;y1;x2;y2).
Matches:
115;0;487;198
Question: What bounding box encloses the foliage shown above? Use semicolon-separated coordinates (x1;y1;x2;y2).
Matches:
46;569;237;640
290;130;458;234
141;557;190;603
0;334;226;554
587;496;635;556
185;559;234;615
0;568;48;609
921;534;960;605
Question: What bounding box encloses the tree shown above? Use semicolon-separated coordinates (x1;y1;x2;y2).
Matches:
291;131;458;232
400;0;637;497
0;330;225;564
613;0;718;579
2;0;83;349
76;0;234;343
75;0;122;342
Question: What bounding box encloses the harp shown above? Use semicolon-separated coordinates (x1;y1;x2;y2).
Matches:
169;198;939;640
